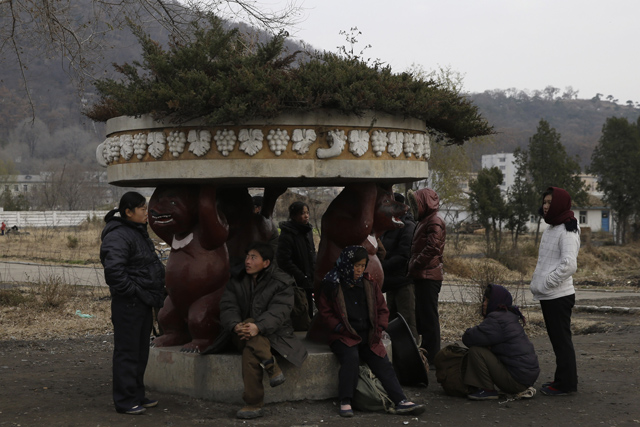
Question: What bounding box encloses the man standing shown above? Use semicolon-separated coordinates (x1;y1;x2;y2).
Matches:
1;221;6;235
407;188;446;365
381;193;418;341
220;241;308;419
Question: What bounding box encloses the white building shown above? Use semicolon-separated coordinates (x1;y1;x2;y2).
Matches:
481;152;516;193
0;174;46;196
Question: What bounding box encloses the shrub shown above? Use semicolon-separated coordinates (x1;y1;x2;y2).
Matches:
32;275;75;308
84;16;493;145
444;256;474;279
66;235;79;249
0;289;33;306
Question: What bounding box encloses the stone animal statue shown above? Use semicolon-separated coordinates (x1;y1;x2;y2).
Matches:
314;183;409;293
148;184;229;353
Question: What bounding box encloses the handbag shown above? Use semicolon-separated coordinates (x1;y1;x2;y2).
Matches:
434;343;470;397
353;363;396;413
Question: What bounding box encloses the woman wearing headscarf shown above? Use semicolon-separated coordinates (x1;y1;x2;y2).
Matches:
462;284;540;400
530;187;580;396
316;245;425;417
100;192;166;415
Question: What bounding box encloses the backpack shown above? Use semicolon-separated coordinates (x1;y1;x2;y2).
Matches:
434;344;471;397
352;363;396;413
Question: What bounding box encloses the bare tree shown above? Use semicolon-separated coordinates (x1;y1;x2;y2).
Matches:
0;0;303;120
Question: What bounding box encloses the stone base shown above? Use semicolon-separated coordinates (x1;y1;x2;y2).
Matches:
144;334;391;404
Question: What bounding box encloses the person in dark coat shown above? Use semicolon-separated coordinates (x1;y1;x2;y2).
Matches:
407;188;446;364
100;191;165;415
316;245;425;418
381;193;418;341
462;284;540;400
276;201;316;320
220;241;308;420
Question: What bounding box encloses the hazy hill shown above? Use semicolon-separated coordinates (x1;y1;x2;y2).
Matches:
468;90;640;169
1;2;638;174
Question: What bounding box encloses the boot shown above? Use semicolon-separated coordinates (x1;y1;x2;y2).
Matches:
236;405;264;419
261;358;285;387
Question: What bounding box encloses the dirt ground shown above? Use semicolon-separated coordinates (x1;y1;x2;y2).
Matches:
1;298;639;427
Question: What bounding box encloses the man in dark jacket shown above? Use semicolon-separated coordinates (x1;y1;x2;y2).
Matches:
407;188;446;364
220;241;308;420
462;284;540;400
381;193;418;341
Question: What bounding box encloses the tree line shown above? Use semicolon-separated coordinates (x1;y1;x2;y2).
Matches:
466;116;640;254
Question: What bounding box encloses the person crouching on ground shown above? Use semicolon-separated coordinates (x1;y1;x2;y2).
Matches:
316;245;426;417
462;284;540;400
531;186;580;396
219;241;308;420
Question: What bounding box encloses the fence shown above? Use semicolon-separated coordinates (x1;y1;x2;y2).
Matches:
0;210;108;228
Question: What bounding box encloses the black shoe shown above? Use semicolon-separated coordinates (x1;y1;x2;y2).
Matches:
116;405;146;415
339;404;354;417
395;400;426;415
467;389;499;400
540;386;570;396
141;397;158;408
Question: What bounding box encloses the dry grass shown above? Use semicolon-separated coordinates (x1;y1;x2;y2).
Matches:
0;222;104;265
0;226;634;342
444;233;640;287
0;284;112;340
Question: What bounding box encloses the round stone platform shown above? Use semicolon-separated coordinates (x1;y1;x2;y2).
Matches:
144;334;391;404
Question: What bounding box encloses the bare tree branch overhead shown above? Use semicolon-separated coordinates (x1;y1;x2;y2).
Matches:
0;0;304;121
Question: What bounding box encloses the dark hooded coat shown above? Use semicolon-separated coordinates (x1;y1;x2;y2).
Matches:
408;188;446;281
276;220;316;289
100;217;165;308
381;212;415;292
219;263;308;367
462;285;540;386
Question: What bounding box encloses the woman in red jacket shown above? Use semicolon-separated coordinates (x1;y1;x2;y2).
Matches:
316;245;425;417
407;188;446;364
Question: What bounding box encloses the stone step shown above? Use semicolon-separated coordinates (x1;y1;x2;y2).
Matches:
145;333;392;404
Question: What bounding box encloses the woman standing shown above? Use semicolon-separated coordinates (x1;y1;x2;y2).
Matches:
276;201;316;321
100;192;165;414
530;187;580;396
316;246;425;417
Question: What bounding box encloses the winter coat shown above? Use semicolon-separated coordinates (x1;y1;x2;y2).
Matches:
219;263;308;367
276;220;316;289
408;189;446;281
530;223;580;301
316;274;390;358
462;310;540;386
100;217;165;308
381;212;415;292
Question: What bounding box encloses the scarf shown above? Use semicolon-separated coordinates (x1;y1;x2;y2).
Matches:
485;284;526;325
322;245;367;292
543;187;578;231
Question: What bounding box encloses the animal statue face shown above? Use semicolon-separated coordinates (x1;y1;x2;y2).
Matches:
149;185;199;236
372;187;408;234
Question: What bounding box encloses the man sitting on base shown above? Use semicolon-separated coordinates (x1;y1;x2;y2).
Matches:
220;241;308;419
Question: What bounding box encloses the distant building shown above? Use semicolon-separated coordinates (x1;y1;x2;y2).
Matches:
0;174;46;196
481;152;516;193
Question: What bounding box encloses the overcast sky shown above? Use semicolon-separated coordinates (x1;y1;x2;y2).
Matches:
289;0;639;104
